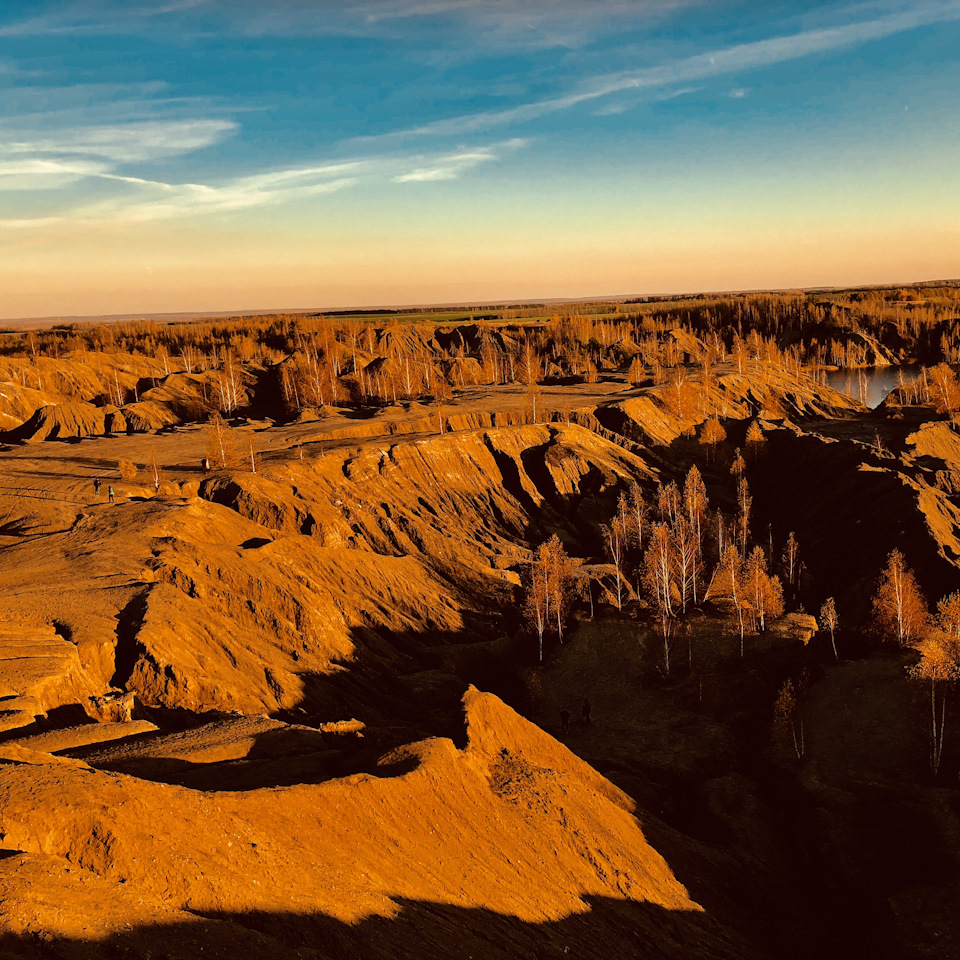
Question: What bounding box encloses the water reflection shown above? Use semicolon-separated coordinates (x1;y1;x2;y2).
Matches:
824;366;918;409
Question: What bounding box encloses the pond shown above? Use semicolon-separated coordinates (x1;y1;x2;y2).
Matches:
824;365;918;409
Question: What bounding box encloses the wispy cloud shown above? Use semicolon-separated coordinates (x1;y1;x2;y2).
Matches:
200;0;697;49
0;140;527;228
0;3;530;235
0;166;359;228
593;84;698;115
1;119;237;163
392;142;522;182
352;1;960;141
0;0;698;54
83;172;360;223
0;158;115;190
0;1;202;38
4;1;953;240
343;0;696;50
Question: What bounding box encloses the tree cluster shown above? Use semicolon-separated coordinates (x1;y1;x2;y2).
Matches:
524;535;575;662
871;550;960;777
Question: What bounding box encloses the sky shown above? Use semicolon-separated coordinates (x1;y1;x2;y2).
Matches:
1;0;959;318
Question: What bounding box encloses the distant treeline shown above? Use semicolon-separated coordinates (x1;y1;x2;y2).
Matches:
4;285;957;366
0;286;957;421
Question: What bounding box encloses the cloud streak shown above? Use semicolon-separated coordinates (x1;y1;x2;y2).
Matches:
0;141;526;228
3;0;698;49
83;173;360;223
3;1;955;247
0;1;203;38
293;0;696;50
1;119;238;163
352;1;960;141
4;1;954;72
391;144;518;182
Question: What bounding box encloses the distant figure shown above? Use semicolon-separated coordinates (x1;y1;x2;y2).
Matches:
93;478;101;498
581;697;592;725
107;485;115;504
560;707;570;735
201;457;210;474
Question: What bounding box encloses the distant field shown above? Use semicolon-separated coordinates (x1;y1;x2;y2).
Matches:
4;279;959;333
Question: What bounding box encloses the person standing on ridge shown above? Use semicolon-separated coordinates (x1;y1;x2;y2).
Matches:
93;478;101;498
108;485;115;504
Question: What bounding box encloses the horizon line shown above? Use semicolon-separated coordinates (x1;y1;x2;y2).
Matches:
4;277;959;328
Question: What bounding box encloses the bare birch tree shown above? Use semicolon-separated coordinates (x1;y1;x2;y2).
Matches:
820;597;839;660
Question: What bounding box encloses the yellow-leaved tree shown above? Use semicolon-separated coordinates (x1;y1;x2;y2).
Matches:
872;549;928;647
908;631;960;777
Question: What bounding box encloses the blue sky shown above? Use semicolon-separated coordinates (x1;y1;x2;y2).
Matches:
1;0;959;317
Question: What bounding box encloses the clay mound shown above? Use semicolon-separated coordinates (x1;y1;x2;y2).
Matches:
374;321;441;357
0;357;110;421
902;420;960;493
66;715;311;766
140;369;245;416
292;405;321;422
905;420;960;462
357;355;437;397
5;719;157;754
0;353;179;432
0;706;35;735
439;356;484;385
666;327;707;359
0;380;50;431
0;466;450;717
359;354;485;391
59;713;368;791
120;400;179;432
123;509;368;712
207;423;650;572
850;330;897;366
0;422;650;716
0;623;100;728
600;364;858;446
0;852;293;959
199;473;312;535
0;689;755;958
431;322;520;357
362;355;400;378
714;368;857;421
601;395;688;447
125;496;476;713
0;401;126;443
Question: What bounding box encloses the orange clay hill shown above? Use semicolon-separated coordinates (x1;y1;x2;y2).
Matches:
1;289;960;959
